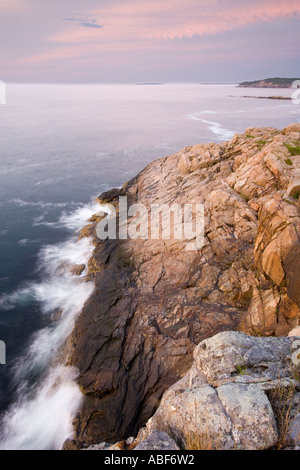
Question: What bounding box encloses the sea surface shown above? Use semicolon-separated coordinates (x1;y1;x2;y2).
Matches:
0;83;298;449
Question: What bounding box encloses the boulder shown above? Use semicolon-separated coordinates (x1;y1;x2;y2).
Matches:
145;332;299;450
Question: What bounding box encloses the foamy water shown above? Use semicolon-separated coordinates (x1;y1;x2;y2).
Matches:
7;198;82;209
188;114;235;140
0;366;82;450
0;202;99;450
188;112;235;140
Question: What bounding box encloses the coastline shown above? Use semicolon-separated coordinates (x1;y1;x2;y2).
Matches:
64;123;300;449
238;78;300;88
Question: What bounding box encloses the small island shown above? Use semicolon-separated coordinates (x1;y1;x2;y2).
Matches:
238;77;300;88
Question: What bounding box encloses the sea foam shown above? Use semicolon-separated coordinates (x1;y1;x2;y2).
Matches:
0;201;99;450
188;113;235;141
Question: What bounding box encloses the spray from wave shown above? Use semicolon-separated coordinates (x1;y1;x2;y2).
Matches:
31;201;102;230
0;200;100;450
0;366;82;450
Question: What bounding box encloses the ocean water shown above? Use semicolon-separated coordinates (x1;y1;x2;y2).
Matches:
0;83;299;449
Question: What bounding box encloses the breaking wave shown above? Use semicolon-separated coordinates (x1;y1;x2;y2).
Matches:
0;200;100;450
188;113;235;141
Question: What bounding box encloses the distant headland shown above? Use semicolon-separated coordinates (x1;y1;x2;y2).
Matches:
238;77;300;88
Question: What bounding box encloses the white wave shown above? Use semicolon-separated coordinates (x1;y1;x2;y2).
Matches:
39;238;94;272
13;241;94;373
8;198;82;209
188;110;218;116
59;201;102;231
0;287;34;311
0;200;100;450
32;214;47;226
202;119;235;140
0;366;83;450
14;275;94;379
19;239;30;245
188;114;235;141
0;162;44;176
32;215;58;228
32;200;103;231
18;239;39;246
189;109;245;117
223;110;246;114
34;175;71;187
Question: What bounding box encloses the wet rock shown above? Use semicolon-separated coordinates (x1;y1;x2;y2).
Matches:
62;438;83;450
70;264;85;276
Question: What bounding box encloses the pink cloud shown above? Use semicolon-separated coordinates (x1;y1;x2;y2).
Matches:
0;0;22;9
18;47;82;64
130;0;300;40
48;0;300;45
2;0;299;80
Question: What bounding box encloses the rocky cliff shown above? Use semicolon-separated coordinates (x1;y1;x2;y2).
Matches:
65;123;300;449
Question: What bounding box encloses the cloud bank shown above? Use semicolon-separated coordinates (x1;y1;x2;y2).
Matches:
0;0;299;82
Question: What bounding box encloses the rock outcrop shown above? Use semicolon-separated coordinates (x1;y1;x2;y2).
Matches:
66;124;300;448
145;331;300;450
79;332;300;450
238;78;300;88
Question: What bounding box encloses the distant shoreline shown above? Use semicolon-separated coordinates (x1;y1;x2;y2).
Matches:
230;95;292;101
238;77;300;89
135;82;164;86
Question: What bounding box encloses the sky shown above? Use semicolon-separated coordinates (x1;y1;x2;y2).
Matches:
0;0;300;83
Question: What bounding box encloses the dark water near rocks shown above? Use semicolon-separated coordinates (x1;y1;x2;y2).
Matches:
0;83;298;449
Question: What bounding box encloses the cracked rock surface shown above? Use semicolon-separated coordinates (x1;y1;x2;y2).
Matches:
66;124;300;447
143;331;300;450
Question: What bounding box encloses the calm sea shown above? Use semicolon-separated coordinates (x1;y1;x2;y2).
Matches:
0;83;298;449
